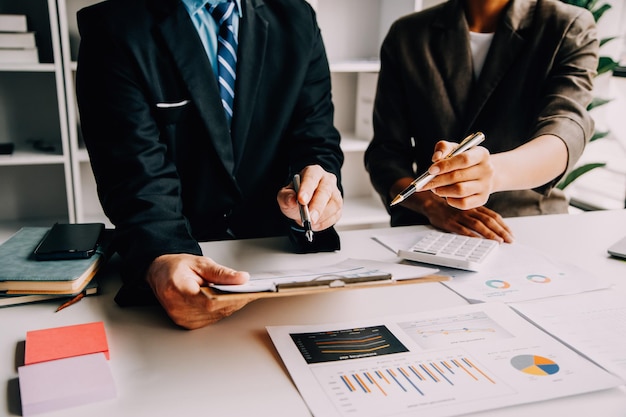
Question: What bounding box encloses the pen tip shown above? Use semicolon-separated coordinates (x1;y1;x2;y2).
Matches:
306;230;313;243
390;195;403;206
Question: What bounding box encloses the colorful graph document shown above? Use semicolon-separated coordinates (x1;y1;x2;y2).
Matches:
373;232;609;304
512;289;626;382
267;303;620;417
438;242;609;303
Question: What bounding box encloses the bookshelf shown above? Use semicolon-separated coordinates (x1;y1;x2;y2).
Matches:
310;0;445;229
56;0;107;226
0;0;74;234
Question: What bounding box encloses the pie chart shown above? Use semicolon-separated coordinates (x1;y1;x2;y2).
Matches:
510;354;560;376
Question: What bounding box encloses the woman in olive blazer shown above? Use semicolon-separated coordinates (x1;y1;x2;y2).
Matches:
365;0;598;242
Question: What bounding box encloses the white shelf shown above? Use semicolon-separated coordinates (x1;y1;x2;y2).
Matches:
0;150;65;166
341;135;370;152
330;60;380;73
75;147;90;162
0;0;75;224
0;63;56;72
336;195;389;230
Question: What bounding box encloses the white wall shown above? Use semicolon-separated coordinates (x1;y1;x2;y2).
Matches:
597;0;626;62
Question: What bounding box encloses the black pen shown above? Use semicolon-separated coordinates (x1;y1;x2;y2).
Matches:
390;132;486;206
293;174;313;242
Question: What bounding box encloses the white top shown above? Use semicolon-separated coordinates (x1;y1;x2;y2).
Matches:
469;31;495;80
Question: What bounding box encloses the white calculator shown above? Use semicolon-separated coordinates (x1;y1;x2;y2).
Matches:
398;230;499;271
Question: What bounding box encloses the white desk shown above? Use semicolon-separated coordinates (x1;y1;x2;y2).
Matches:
2;210;626;417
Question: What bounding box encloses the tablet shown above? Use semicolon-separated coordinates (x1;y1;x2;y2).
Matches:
608;236;626;260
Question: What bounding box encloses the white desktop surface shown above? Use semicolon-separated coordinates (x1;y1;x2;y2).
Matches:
1;210;626;417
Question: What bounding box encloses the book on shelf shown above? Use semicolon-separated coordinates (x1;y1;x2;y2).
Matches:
0;14;28;33
0;31;36;49
354;72;377;140
0;227;111;295
0;47;38;64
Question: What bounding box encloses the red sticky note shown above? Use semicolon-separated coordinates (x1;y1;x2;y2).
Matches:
24;321;109;365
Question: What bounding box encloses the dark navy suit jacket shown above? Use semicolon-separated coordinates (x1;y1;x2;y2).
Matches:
76;0;343;289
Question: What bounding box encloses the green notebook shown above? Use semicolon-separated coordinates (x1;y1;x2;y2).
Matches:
0;227;108;294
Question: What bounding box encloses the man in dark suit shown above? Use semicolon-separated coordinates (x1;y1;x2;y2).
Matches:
76;0;343;329
365;0;598;243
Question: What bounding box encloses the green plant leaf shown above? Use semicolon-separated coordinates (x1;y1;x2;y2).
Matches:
599;36;617;47
592;3;612;21
557;163;606;190
590;130;610;141
588;96;613;110
597;56;620;75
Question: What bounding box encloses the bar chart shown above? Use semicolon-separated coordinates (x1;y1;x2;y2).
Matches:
311;350;514;416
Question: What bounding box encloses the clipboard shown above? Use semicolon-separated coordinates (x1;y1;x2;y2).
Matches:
200;272;448;303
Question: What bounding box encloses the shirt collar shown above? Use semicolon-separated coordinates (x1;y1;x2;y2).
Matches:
182;0;243;18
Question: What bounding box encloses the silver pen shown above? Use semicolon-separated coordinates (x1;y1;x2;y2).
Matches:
293;174;313;242
390;132;486;206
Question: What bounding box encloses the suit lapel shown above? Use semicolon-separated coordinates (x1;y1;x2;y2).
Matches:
431;0;474;131
464;0;532;131
157;1;236;175
231;0;268;170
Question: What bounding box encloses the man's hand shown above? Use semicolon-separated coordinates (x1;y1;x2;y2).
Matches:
145;254;250;330
277;164;343;231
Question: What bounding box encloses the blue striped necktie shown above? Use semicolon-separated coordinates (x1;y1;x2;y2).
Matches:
208;0;238;126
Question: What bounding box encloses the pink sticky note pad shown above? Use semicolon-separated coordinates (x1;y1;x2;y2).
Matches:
24;321;109;365
18;352;116;416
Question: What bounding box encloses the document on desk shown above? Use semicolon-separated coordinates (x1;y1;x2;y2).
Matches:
267;302;621;417
438;242;610;303
210;258;438;293
374;232;609;304
511;288;626;382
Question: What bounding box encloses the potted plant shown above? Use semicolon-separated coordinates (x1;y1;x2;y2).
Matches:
556;0;620;191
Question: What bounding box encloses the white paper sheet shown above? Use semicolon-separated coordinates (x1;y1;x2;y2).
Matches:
267;303;620;417
439;242;610;303
210;258;438;293
512;288;626;381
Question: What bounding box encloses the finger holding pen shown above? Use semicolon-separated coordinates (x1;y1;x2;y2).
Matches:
286;165;343;233
422;142;495;210
390;132;486;206
420;139;492;192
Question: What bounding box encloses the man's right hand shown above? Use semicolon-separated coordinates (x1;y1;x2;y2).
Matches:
145;254;250;330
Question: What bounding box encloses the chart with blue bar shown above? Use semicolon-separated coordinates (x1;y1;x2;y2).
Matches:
267;303;621;417
311;349;514;416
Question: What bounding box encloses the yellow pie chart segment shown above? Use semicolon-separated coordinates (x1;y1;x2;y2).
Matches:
511;355;560;376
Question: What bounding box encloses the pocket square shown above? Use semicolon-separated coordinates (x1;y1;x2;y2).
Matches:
156;99;190;109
